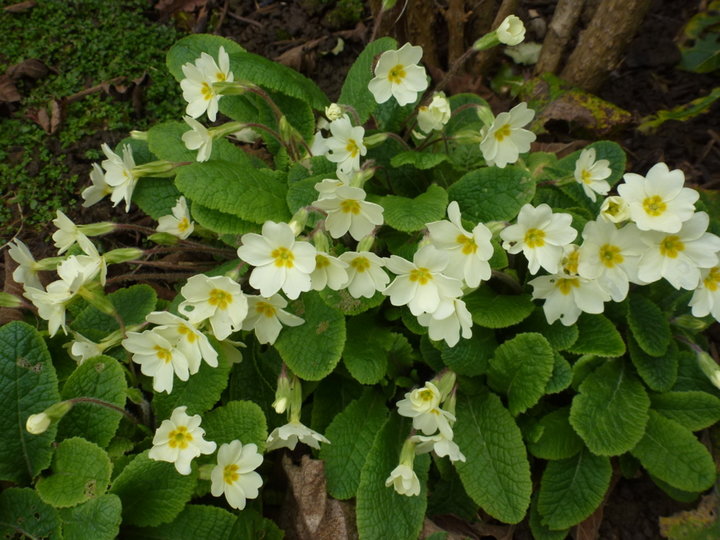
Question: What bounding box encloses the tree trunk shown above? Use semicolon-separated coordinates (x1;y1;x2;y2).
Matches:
535;0;585;75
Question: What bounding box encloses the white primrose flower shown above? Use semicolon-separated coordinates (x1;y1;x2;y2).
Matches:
8;239;42;289
210;440;263;510
310;253;349;291
385;463;420;497
69;333;103;364
500;203;577;274
411;434;466;463
529;273;611;326
266;420;330;452
149;406;216;475
237;221;317;300
636;211;720;290
325;103;343;121
416;92;451;134
690;267;720;321
396;382;456;438
242;294;304;345
321;115;367;175
479;102;536;168
82;163;113;208
122;329;190;394
368;43;428;106
426;201;494;288
180;46;233;122
157;196;194;240
617;162;699;233
497;15;526;46
574;148;611;202
145;311;218;375
178;274;248;341
417;298;473;348
100;143;138;212
181;116;213;162
314;186;384;241
52;210;96;255
24;281;75;337
56;250;106;287
313;177;348;201
599;195;631;224
338;251;390;298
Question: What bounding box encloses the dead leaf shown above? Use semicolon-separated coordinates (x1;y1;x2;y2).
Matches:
0;76;21;103
3;1;36;13
48;100;62;134
574;502;605;540
154;0;208;15
7;59;48;80
659;493;720;539
275;38;325;73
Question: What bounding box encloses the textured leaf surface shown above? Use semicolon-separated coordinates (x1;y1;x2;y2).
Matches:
529;495;570;540
454;389;532;523
134;177;183;220
380;184;448;232
537;448;612;530
191;203;260;235
570;359;649;456
0;487;61;540
166;34;246;81
275;292;346;380
567;314;625;357
546;352;573;394
128;504;238;540
520;310;578;351
489;333;555;415
321;390;389;500
629;335;678;392
0;321;60;483
439;327;496;376
319;288;385;315
60;494;121;540
631;411;716;492
464;287;534;329
390;151;449;170
37;438;112;508
627;294;671;357
448;166;535;222
58;355;127;447
343;314;393;384
148;121;251;163
650;391;720;431
110;450;197;527
356;415;429;540
203;400;268;452
528;407;583;460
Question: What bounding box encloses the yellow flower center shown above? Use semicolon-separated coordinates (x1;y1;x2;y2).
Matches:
599;244;623;268
208;288;233;310
387;64;406;84
316;254;330;269
178;217;190;232
457;234;477;255
418;388;435;402
494;123;512;142
580;169;593;185
524;228;546;248
409;267;432;285
178;324;197;343
555;278;580;295
153;345;172;363
201;82;213;100
216;72;226;82
659;235;684;258
223;464;239;484
642;195;667;217
704;267;720;291
272;246;295;268
345;139;360;158
563;250;580;274
255;301;277;318
168;425;193;449
350;256;370;273
340;199;361;214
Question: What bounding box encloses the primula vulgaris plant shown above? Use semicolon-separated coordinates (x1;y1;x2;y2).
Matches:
4;16;720;539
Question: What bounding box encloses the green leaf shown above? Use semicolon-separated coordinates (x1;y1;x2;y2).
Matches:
134;177;183;220
528;407;583;460
546;352;573;394
380;184;448;232
0;321;60;484
127;504;238;540
489;333;555;416
520;309;578;351
537;448;612;530
438;327;496;376
231;508;284;540
464;287;534;328
570;359;650;456
529;495;569;540
176;161;290;224
321;390;389;500
275;291;346;381
343;314;393;384
58;355;127;447
454;389;532;524
567;314;626;357
628;335;678;392
311;374;364;434
627;294;671;357
166;34;246;81
153;347;233;420
356;415;430;540
286;176;322;214
639;87;720;132
147;121;250;163
203;400;268;452
339;37;398;123
390;151;449;170
631;410;716;492
448;166;535;222
445;94;489;135
651;390;720;431
427;464;479;521
191;203;260;235
110;450;197;527
0;488;61;540
36;438;112;508
674;350;720;394
319;288;386;315
680;35;720;73
60;494;122;540
70;284;157;342
544;141;626;188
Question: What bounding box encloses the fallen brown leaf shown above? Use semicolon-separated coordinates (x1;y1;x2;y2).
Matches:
574;502;605;540
6;59;48;80
3;1;36;13
275;38;325;73
154;0;209;15
0;76;21;103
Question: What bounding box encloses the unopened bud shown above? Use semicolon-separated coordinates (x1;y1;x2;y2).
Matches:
78;221;115;237
133;160;177;178
696;349;720;390
148;232;180;245
288;208;309;236
325;103;343;121
599;196;630;224
363;133;389;148
26;413;51;435
0;292;22;308
673;314;711;332
496;15;526;46
130;130;148;140
433;371;457;402
104;248;144;264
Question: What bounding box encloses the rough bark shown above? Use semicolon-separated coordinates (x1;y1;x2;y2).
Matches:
560;0;652;92
535;0;585;75
473;0;520;74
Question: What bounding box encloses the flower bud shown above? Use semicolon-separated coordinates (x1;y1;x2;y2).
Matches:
496;15;526;46
288;208;309;236
133;160;177;178
0;292;22;308
325;103;343;121
26;413;51;435
672;314;711;332
104;248;144;264
599;196;630;224
148;232;180;245
417;93;451;134
363;133;389;148
695;349;720;390
78;221;115;237
130;130;148;140
433;371;457;402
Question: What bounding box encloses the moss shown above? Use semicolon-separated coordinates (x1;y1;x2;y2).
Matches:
322;0;364;29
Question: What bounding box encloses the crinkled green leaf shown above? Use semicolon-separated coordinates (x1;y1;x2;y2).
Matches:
36;438;112;508
147;121;251;163
275;291;346;381
529;495;569;540
628;334;678;392
166;34;246;81
520;309;578;351
380;184;448;232
445;94;489;135
439;327;496;376
320;288;386;315
650;391;720;431
321;390;389;500
674;350;720;394
0;487;61;540
231;508;284;540
567;314;625;357
546;352;573;394
390;151;449;170
191;203;260;235
58;355;127;448
110;450;197;527
127;504;238;540
627;294;671;357
343;314;393;384
60;494;121;540
537;448;612;530
631;411;715;492
134;177;183;220
427;464;479;521
464;287;535;329
528;407;584;461
311;374;364;434
570;359;649;456
0;321;60;484
454;389;532;524
448;166;535;222
203;400;268;452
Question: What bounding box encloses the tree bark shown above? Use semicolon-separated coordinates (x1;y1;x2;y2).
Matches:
560;0;652;92
473;0;520;74
535;0;585;75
